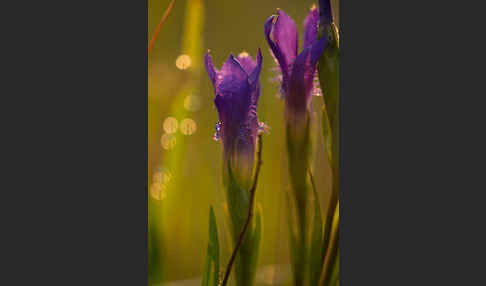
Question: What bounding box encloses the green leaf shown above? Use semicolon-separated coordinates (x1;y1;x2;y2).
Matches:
318;21;340;286
201;206;220;286
318;23;339;136
309;180;324;286
321;105;333;166
318;22;340;176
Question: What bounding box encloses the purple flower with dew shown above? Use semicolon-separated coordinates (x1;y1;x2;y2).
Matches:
205;49;264;188
265;6;327;123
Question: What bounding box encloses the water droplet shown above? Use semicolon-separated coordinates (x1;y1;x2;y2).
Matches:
213;121;222;141
258;121;270;134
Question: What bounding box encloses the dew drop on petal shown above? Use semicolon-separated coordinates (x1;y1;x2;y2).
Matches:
213;121;222;141
258;121;270;134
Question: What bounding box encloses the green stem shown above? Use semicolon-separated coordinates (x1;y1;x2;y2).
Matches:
286;115;312;286
222;135;263;286
320;203;339;285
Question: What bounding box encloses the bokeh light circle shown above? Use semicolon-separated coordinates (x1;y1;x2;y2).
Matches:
180;118;197;135
175;54;192;70
163;117;179;134
161;133;177;150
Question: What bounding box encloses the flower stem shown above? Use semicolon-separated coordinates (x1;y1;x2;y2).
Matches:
148;0;176;56
319;201;339;285
221;135;263;286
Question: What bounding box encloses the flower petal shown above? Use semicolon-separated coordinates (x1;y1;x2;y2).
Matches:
309;35;327;66
218;54;248;86
207;50;262;187
304;6;319;50
236;51;257;75
204;51;218;85
273;9;298;69
264;10;298;83
214;55;252;149
264;15;284;74
248;49;262;126
288;36;327;114
248;48;262;87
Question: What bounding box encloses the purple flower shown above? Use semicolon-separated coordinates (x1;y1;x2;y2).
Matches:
264;7;327;123
205;49;263;188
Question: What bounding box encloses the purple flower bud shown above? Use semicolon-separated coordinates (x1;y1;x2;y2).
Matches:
319;0;333;27
264;7;327;124
205;49;263;188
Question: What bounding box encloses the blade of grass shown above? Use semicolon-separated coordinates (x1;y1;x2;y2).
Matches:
148;0;176;56
309;171;324;286
319;201;339;285
201;206;220;286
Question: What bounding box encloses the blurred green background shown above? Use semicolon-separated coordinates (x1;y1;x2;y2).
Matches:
148;0;338;285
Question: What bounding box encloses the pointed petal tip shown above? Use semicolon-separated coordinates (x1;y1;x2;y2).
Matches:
256;48;262;60
276;8;289;18
255;48;263;68
220;53;248;81
204;52;217;85
255;49;263;69
264;16;277;48
304;4;320;48
229;53;240;64
225;53;239;67
264;14;277;28
248;49;263;86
